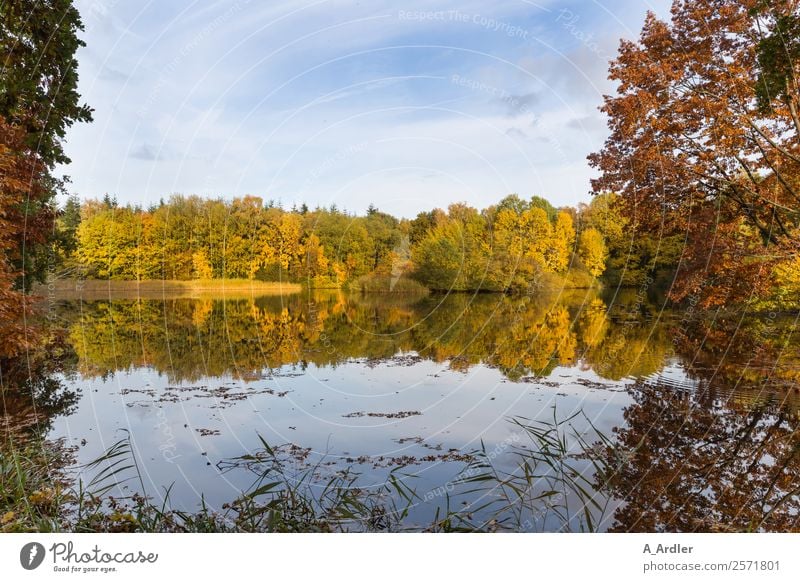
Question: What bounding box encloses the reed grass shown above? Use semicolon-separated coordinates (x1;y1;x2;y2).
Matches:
1;414;617;532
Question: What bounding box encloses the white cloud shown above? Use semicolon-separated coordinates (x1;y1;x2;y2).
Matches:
62;0;670;213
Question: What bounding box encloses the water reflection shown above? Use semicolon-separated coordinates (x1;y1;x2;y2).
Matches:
0;336;79;443
600;381;800;532
2;290;797;531
59;290;675;383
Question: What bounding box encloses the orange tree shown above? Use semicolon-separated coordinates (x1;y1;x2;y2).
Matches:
590;0;800;308
0;118;48;354
1;0;92;353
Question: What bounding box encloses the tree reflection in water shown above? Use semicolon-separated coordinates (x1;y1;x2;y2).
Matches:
600;381;800;532
0;335;79;444
599;315;800;532
2;289;797;531
60;289;675;383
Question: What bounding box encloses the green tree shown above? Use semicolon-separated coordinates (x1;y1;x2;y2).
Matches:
412;205;490;291
529;195;558;222
496;194;529;214
364;210;400;271
754;5;800;115
408;209;443;244
54;194;82;265
0;0;93;167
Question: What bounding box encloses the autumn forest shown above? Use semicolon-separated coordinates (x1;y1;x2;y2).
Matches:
56;191;657;293
3;1;800;323
2;0;800;537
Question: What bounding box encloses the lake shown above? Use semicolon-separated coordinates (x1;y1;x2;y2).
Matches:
19;288;800;531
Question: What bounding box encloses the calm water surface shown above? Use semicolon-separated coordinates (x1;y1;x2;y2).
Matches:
34;289;800;530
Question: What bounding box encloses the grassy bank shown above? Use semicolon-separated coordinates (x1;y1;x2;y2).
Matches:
36;279;302;300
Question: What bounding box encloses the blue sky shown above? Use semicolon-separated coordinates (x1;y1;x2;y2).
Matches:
64;0;669;218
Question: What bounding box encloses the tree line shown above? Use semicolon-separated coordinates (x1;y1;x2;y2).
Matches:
58;192;651;293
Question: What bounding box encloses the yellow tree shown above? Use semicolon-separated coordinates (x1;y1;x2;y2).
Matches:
260;212;304;278
519;207;552;265
546;211;576;273
578;228;608;278
75;205;143;279
770;247;800;309
277;213;303;273
191;249;213;279
301;233;329;281
489;206;553;291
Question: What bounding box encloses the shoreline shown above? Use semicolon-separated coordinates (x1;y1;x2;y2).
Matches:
34;278;303;300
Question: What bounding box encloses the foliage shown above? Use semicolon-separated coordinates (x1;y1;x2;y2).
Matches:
409;200;591;293
770;255;800;307
754;3;800;114
411;205;491;291
589;0;800;308
54;194;82;265
0;0;92;291
0;0;93;167
69;194;610;292
547;211;576;272
0;118;49;353
578;228;608;278
575;192;678;287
